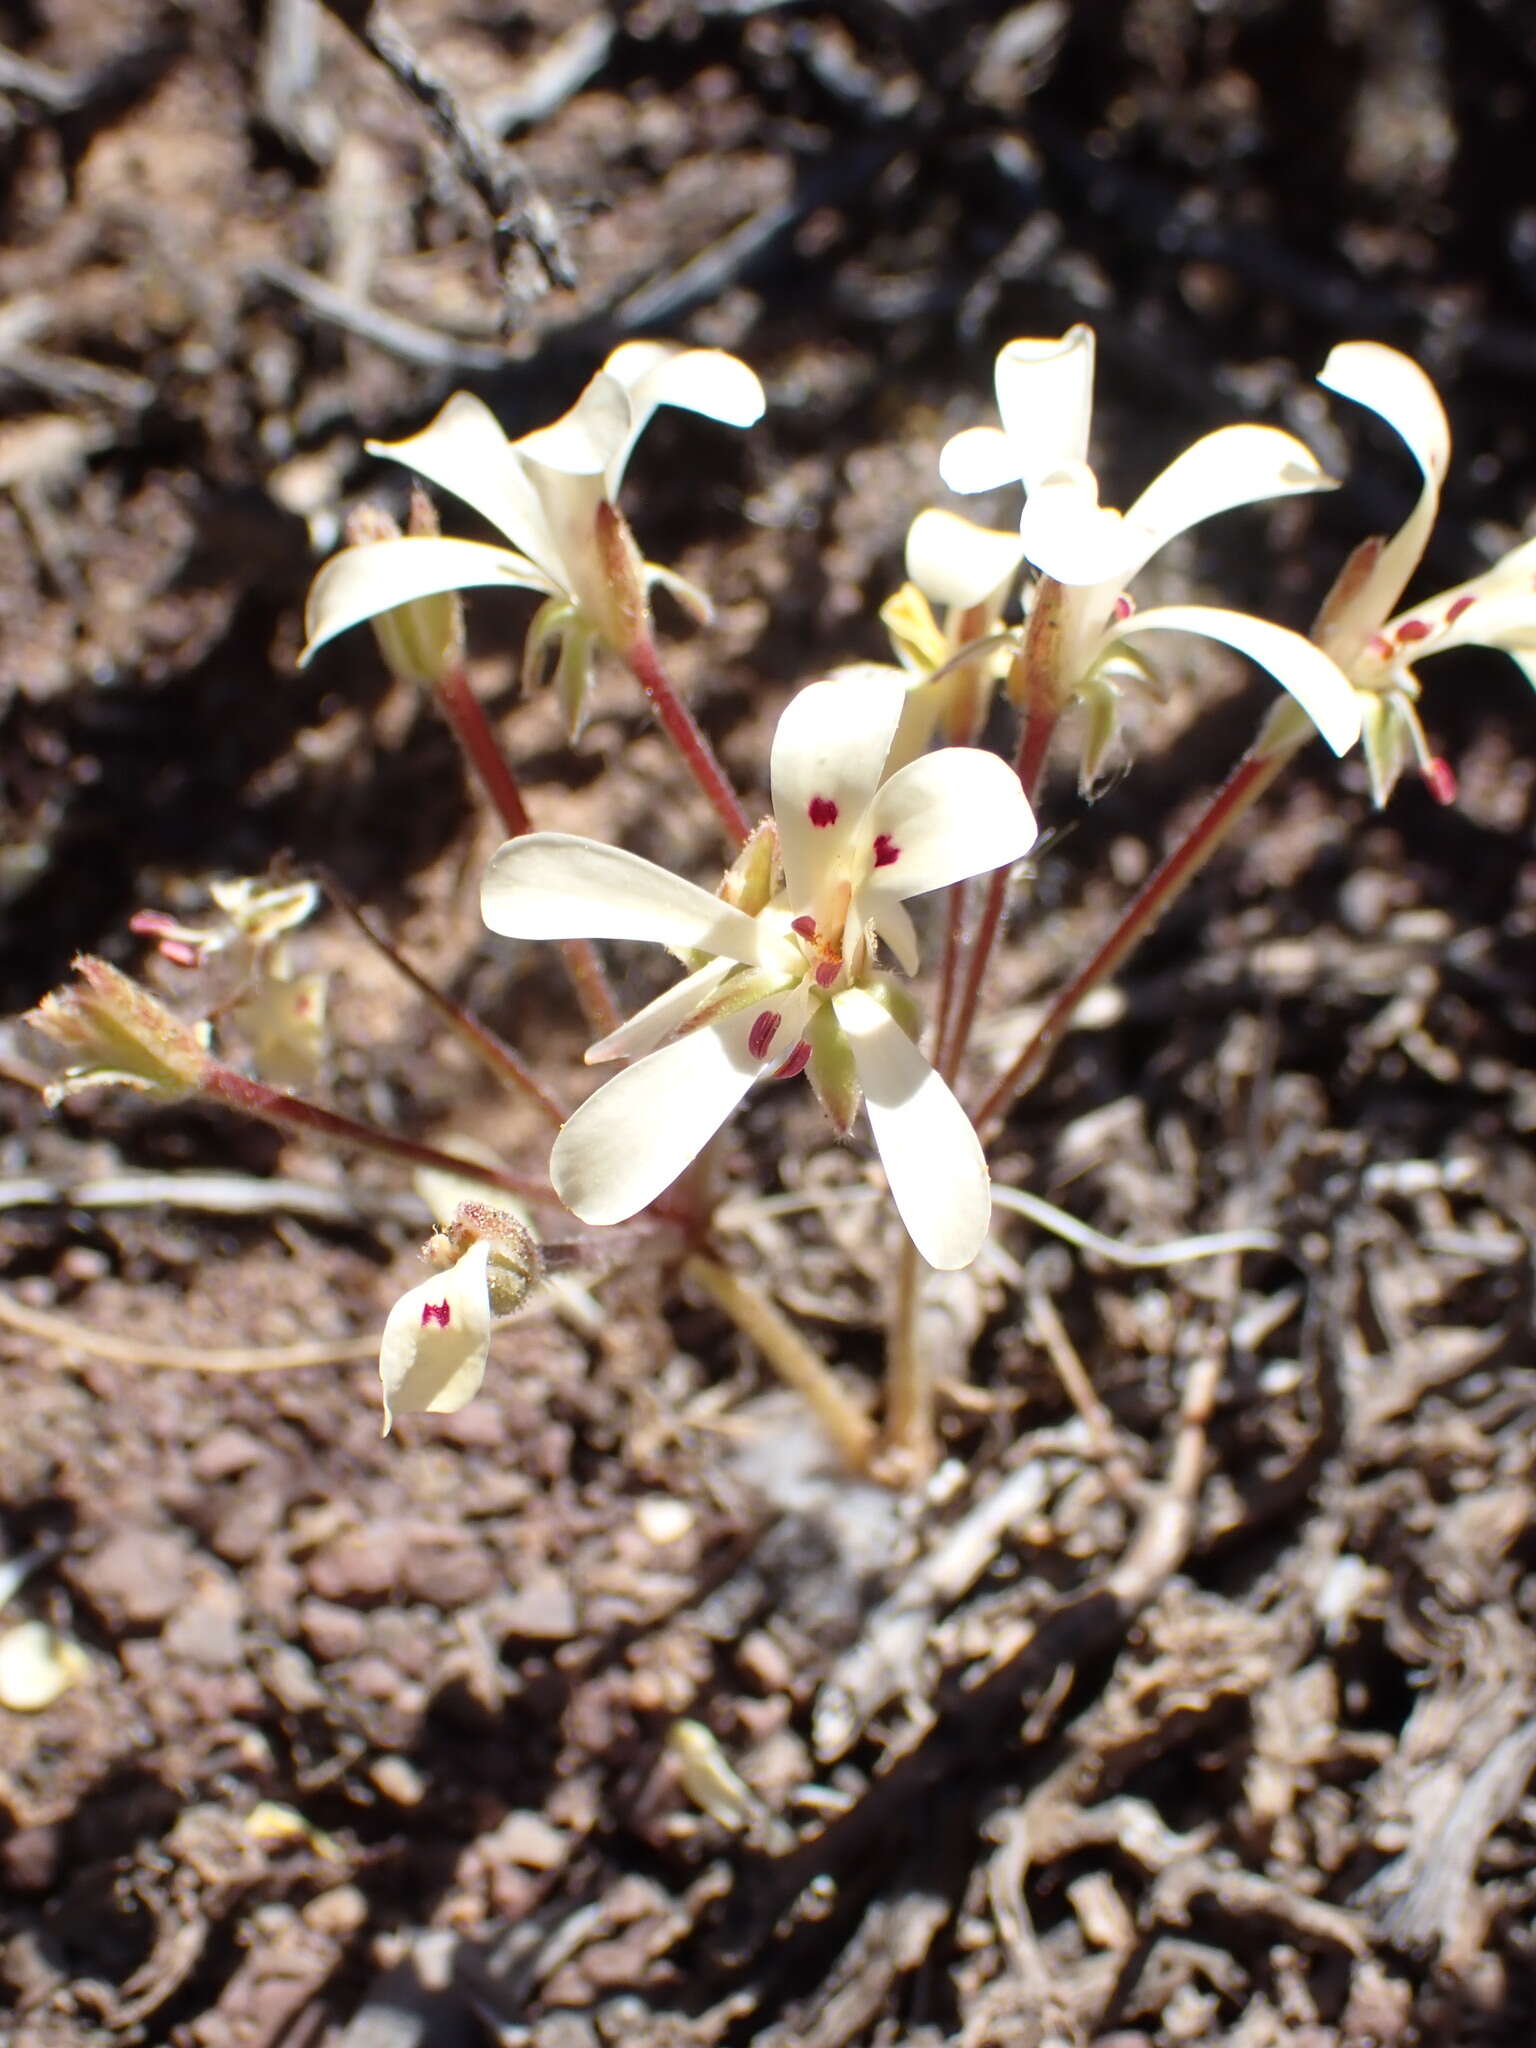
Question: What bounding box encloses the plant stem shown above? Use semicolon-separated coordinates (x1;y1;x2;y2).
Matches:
974;743;1290;1143
202;1061;565;1208
625;632;752;849
931;877;968;1065
434;661;622;1039
882;1233;936;1476
317;867;568;1126
938;702;1059;1083
683;1253;876;1474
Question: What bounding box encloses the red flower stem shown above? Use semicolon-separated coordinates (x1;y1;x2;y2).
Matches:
202;1062;566;1209
973;744;1290;1143
315;868;567;1126
931;876;969;1064
938;703;1059;1085
432;661;622;1040
624;632;752;849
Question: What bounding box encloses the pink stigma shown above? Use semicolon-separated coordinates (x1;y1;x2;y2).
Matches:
790;914;817;938
1444;594;1476;625
1395;617;1431;644
1424;756;1457;806
873;834;899;868
420;1300;451;1329
747;1010;781;1060
808;796;838;827
772;1039;812;1081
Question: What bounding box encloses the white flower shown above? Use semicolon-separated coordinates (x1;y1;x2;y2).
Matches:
378;1241;493;1434
300;341;766;733
878;507;1028;768
939;324;1362;760
481;672;1038;1269
1307;341;1536;805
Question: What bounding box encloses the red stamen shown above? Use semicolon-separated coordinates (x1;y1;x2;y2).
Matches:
420;1300;451;1329
1113;594;1134;622
1444;594;1476;625
808;796;838;827
1424;756;1458;806
1395;617;1432;644
873;834;900;869
1368;633;1393;658
791;914;817;938
747;1010;782;1060
815;959;840;988
772;1039;812;1081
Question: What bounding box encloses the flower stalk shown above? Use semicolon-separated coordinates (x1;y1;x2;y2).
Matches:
622;628;752;849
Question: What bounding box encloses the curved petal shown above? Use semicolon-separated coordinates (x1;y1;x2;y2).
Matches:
938;423;1023;496
552;992;808;1224
994;326;1097;491
482;834;765;963
1018;466;1137;589
368;392;562;583
860;748;1037;904
378;1242;492;1434
905;508;1028;611
300;536;552;666
584;957;735;1064
771;672;906;912
870;894;921;975
1117;425;1337;584
1319;342;1450;635
1423;588;1536;657
833;986;990;1270
603;342;766;491
1126;605;1362;756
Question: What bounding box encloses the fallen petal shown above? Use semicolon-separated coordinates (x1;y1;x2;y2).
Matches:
378;1241;493;1433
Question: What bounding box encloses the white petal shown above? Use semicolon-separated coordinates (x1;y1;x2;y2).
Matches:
1318;342;1450;631
482;834;765;964
300;536;552;666
553;993;808;1224
1018;467;1137;588
1429;589;1536;656
516;371;630;478
369;392;563;583
872;895;921;975
905;508;1027;610
833;986;990;1270
1126;605;1363;756
860;748;1037;903
584;957;735;1064
938;424;1023;496
994;325;1097;491
770;672;906;911
378;1242;492;1433
1117;425;1337;584
604;341;766;459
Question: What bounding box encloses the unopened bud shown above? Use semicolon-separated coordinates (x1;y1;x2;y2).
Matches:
442;1200;542;1316
718;820;779;917
26;956;213;1106
346;498;464;687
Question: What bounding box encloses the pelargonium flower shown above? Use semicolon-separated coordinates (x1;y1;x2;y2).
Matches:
876;507;1028;769
939;324;1362;766
300;341;766;734
1302;341;1536;805
480;672;1038;1269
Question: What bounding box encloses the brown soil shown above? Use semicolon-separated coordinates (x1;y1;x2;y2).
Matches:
4;2;1536;2043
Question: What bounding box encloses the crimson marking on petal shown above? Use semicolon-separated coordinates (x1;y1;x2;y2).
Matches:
790;914;817;938
1395;618;1432;644
747;1010;782;1060
815;958;841;988
808;796;839;827
420;1300;451;1329
872;834;900;868
1425;756;1458;806
772;1039;812;1081
1444;594;1477;625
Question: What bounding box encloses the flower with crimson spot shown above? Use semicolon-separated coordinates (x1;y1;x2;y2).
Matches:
480;671;1038;1269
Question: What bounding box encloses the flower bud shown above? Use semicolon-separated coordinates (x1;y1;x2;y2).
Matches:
26;957;213;1106
592;499;650;656
344;497;464;688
